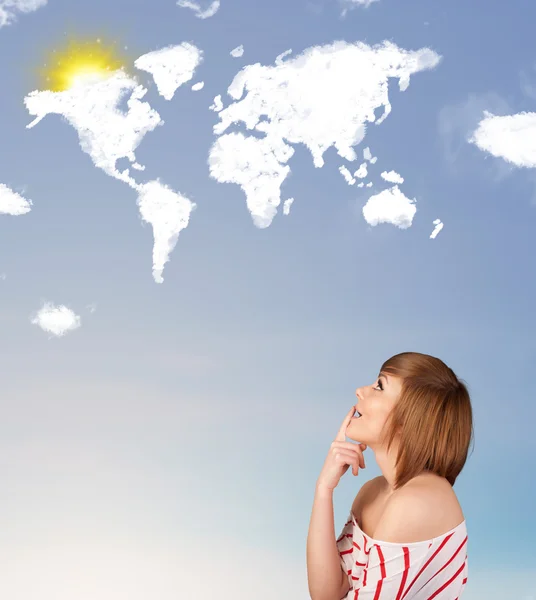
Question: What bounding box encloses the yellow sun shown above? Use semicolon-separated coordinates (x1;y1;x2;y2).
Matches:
40;37;130;91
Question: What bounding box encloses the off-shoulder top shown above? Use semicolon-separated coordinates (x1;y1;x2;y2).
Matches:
337;511;468;599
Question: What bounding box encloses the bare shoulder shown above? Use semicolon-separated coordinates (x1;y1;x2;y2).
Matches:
373;475;465;543
351;475;384;517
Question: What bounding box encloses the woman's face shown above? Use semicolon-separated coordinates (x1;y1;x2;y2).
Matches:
345;371;403;446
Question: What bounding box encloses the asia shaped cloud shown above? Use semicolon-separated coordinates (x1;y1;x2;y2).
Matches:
0;183;32;214
0;0;46;28
30;301;81;337
134;43;203;101
208;40;441;229
177;0;220;19
362;185;416;229
469;110;536;168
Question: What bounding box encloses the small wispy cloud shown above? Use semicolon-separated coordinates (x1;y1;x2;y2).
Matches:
230;44;244;58
177;0;220;19
30;301;81;338
341;0;379;17
469;110;536;168
0;0;47;28
0;183;32;215
381;170;404;184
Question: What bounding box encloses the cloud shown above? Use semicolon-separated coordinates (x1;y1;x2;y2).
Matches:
0;183;32;215
209;40;441;229
230;44;244;58
24;50;202;283
0;0;46;28
468;110;536;168
134;42;203;101
381;170;404;184
136;179;196;284
362;184;416;229
25;69;163;187
30;301;81;337
430;218;443;239
341;0;379;17
438;92;512;180
176;0;220;19
343;0;379;6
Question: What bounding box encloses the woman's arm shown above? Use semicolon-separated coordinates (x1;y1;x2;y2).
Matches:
306;484;348;600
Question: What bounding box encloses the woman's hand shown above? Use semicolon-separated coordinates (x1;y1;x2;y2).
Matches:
316;406;367;492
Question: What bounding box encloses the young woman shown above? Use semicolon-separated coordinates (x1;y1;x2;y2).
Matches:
306;352;473;600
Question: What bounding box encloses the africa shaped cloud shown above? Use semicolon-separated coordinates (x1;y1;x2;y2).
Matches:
177;0;220;19
134;43;203;101
362;184;416;229
0;183;32;214
469;110;536;168
136;180;196;283
209;40;441;228
0;0;46;28
25;70;163;187
30;301;81;337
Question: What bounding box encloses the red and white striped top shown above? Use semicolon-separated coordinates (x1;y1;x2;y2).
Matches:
337;511;468;599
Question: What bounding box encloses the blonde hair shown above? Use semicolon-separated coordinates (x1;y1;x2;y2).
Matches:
379;352;474;491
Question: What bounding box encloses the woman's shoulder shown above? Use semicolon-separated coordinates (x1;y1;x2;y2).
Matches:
402;473;466;533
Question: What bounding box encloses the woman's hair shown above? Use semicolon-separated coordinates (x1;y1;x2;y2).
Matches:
379;352;474;491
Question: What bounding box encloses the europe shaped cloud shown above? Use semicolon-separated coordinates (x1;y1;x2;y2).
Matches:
208;40;441;229
177;0;220;19
469;110;536;168
134;43;203;101
30;301;81;337
0;0;47;28
362;184;416;229
0;183;32;214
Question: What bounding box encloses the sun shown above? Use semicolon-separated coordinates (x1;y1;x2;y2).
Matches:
39;37;130;91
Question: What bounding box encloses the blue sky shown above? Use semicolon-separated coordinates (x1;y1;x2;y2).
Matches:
0;0;535;598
